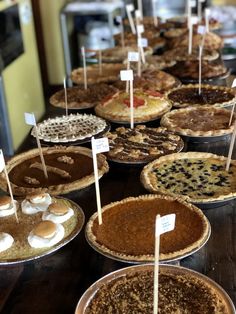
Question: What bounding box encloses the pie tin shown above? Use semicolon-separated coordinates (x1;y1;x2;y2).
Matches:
85;217;211;264
75;263;235;314
0;197;85;265
179;69;231;85
179;133;232;144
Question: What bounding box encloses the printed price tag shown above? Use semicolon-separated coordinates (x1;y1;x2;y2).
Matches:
197;25;206;34
24;112;36;126
205;8;210;16
126;4;134;11
92;137;109;154
232;79;236;88
191;16;199;25
137;24;144;34
138;37;148;47
0;150;5;172
135;10;141;18
128;51;139;62
120;69;134;81
155;214;176;236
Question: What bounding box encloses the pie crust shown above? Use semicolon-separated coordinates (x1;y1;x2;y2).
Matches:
106;125;184;163
49;84;118;110
162;47;219;62
166;84;236;108
161;106;236;137
71;63;125;85
0;146;109;196
95;89;172;123
86;194;210;262
141;152;236;203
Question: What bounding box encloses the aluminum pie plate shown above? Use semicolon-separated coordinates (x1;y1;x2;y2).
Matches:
75;263;236;314
178;132;232;143
193;195;236;210
85;219;211;264
0;197;85;265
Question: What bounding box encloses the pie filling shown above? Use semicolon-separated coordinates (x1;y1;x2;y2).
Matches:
85;269;227;313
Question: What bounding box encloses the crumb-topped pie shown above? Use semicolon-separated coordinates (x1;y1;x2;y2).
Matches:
31;113;108;144
166;84;236;108
71;63;125;85
141;152;236;204
0;146;109;196
86;194;210;262
106;125;184;163
95;89;172;124
161;106;236;137
49;83;118;110
78;264;231;314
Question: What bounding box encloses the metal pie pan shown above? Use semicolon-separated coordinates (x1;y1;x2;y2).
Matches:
75;263;235;314
85;218;211;264
179;132;232;143
0;197;85;265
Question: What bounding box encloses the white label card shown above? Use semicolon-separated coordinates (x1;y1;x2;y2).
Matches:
191;16;199;25
116;15;122;23
137;24;144;34
232;79;236;88
155;214;176;236
197;25;206;34
126;4;134;11
128;51;139;62
24;112;36;126
0;150;5;172
120;69;134;81
190;0;196;7
135;10;141;18
138;37;148;47
92;137;109;154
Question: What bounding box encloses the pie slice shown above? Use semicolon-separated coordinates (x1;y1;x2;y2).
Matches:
141;152;236;204
0;146;109;196
49;83;118;110
95;89;172;123
166;84;236;108
106;125;184;163
161;106;236;137
79;265;230;314
86;194;210;262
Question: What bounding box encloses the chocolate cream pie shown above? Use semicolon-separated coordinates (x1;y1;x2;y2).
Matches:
141;152;236;204
86;194;210;262
0;146;109;196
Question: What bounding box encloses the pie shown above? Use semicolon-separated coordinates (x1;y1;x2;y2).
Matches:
166;60;228;82
166;84;236;108
141;152;236;203
80;265;229;314
141;55;176;71
162;47;219;62
161;106;236;137
49;83;118;110
112;70;180;92
166;16;222;30
95;89;172;123
106;125;184;163
31;113;108;143
71;63;125;85
0;197;84;263
86;194;210;262
0;146;109;196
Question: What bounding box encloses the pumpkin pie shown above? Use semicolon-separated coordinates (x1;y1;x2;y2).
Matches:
86;194;210;262
0;146;109;196
141;152;236;204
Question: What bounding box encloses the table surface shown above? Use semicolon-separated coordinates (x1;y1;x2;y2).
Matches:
0;118;236;314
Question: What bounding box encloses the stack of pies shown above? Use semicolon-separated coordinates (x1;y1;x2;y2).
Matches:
49;83;118;110
86;194;210;262
141;152;236;204
166;84;236;108
31;113;109;144
161;106;236;138
0;146;109;196
95;89;172;123
106;125;184;163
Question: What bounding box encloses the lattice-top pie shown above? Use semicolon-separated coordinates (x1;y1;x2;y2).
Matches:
141;152;236;204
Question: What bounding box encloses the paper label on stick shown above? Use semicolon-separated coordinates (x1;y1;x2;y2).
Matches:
190;0;196;7
191;16;199;25
137;24;144;34
135;10;141;18
126;4;134;11
92;137;109;154
81;46;85;56
197;25;206;34
138;37;148;47
0;150;5;172
120;69;134;81
128;51;139;62
231;79;236;88
155;214;176;236
24;112;36;126
116;15;122;23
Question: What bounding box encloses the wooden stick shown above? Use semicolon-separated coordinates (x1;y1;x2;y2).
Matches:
98;50;102;75
34;126;48;179
198;45;203;94
205;8;210;33
229;104;235;127
198;0;202;22
130;78;134;129
137;0;143;20
137;47;141;77
3;167;18;223
188;22;193;55
126;60;130;93
126;5;136;34
120;19;125;48
226;120;236;171
81;46;87;90
63;78;68;116
153;214;161;314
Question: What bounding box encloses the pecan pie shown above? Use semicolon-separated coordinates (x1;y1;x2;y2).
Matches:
166;84;236;108
86;194;210;262
141;152;236;204
0;146;109;196
161;106;236;137
106;125;184;163
95;89;172;123
162;47;219;62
